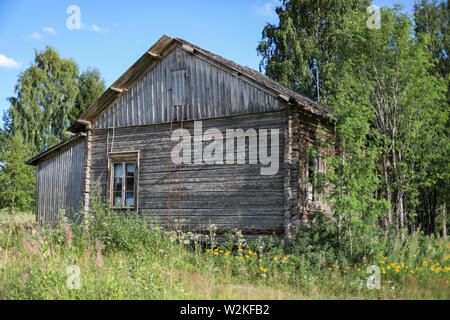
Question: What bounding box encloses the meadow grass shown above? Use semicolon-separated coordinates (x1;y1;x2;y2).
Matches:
0;209;448;300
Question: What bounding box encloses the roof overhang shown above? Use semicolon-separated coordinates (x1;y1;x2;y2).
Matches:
25;132;86;166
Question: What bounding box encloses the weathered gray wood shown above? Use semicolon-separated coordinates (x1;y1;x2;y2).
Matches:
92;45;284;129
89;111;286;234
36;138;86;224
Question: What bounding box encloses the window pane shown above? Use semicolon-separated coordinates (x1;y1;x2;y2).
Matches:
126;177;134;191
126;163;135;177
113;177;122;192
125;192;135;207
114;163;123;177
113;192;122;206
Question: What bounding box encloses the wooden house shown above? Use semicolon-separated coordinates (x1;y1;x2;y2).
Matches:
26;35;331;241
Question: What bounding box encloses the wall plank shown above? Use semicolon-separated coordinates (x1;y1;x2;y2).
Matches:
90;111;286;235
36;139;86;224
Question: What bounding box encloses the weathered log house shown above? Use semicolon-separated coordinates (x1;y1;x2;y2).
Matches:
26;35;331;240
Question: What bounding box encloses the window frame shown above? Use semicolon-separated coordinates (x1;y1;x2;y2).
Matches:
107;151;140;211
306;153;323;203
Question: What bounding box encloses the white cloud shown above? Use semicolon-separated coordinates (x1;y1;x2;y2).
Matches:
79;24;105;33
254;0;281;18
91;24;101;32
28;32;42;40
43;27;56;34
0;54;20;68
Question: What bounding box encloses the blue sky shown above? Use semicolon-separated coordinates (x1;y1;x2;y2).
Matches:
0;0;416;127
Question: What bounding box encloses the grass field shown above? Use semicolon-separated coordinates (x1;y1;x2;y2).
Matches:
0;210;449;300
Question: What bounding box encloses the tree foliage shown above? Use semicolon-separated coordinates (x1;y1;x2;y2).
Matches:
5;46;104;153
0;47;104;212
259;1;449;241
257;0;370;100
325;6;447;235
0;132;35;212
71;67;105;124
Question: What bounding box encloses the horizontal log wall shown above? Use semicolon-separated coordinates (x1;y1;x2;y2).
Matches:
90;111;286;235
93;46;284;129
36;139;86;224
287;109;333;236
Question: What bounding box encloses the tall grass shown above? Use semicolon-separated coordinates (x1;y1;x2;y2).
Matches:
0;203;448;300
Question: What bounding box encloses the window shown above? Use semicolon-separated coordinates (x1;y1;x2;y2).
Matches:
108;151;139;209
307;153;322;202
112;162;135;207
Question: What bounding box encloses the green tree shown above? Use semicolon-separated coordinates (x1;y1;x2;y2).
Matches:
322;6;448;235
0;132;36;212
70;67;105;124
7;47;104;153
414;0;449;238
414;0;449;80
8;47;79;153
257;0;370;101
1;47;105;213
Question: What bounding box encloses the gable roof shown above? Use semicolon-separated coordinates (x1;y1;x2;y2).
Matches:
69;35;321;133
30;35;323;166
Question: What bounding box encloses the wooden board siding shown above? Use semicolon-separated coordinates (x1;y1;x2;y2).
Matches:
90;111;286;235
93;46;284;129
36;138;86;224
